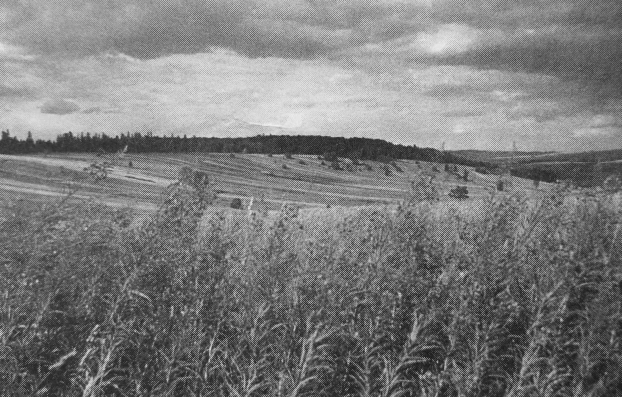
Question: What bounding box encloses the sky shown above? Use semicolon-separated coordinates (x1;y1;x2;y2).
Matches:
1;0;621;151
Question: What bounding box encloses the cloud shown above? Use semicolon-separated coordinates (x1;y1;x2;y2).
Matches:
81;106;101;114
0;84;34;98
423;83;484;98
442;109;485;118
0;0;429;60
41;99;80;115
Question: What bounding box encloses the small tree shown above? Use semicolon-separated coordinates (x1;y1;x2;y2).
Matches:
409;176;440;203
129;160;133;168
449;186;469;199
463;169;469;181
391;161;403;172
323;151;338;162
444;163;451;172
497;180;504;192
230;198;243;209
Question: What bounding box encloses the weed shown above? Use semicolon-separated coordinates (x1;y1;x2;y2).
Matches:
1;179;621;396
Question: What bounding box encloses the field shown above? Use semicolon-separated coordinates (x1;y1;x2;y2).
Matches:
2;152;621;396
0;152;548;214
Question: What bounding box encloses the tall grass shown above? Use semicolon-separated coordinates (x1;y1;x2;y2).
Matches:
1;182;621;396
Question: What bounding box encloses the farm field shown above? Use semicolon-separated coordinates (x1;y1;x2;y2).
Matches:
0;152;548;217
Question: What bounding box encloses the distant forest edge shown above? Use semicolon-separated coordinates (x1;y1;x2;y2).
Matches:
0;129;485;167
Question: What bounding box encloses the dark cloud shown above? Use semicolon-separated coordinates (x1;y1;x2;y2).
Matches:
2;0;621;101
41;99;80;115
0;84;33;98
2;0;427;60
430;0;622;29
438;30;622;98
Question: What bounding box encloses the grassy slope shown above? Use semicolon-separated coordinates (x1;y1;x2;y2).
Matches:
0;152;547;214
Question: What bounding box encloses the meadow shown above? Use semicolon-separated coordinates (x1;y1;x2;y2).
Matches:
0;151;546;214
1;154;621;396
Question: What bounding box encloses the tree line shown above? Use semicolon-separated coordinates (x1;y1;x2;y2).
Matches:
0;129;486;166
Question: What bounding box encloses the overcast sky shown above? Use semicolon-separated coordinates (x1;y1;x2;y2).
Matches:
1;0;621;151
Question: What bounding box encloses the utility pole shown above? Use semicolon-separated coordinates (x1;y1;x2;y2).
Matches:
511;141;516;186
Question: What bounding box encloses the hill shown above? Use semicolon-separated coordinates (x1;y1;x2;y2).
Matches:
0;129;485;167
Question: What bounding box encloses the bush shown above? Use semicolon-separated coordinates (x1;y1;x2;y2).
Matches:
230;197;243;209
448;185;469;199
391;161;403;172
323;151;338;162
298;159;307;165
282;163;289;170
285;152;293;159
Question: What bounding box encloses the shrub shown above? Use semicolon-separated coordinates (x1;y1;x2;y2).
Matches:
298;159;307;165
448;185;469;199
230;197;243;209
408;176;440;203
331;161;342;171
229;153;235;158
285;152;294;159
282;163;289;169
391;161;403;172
323;151;338;162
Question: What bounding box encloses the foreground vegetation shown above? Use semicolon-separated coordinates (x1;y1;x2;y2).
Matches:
1;178;621;396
